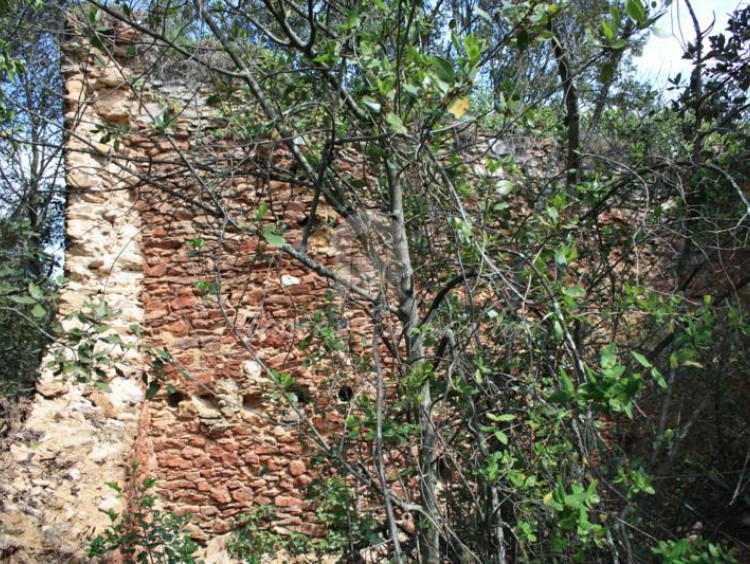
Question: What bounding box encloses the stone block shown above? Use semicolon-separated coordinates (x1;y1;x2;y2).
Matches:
210;487;232;505
274;495;302;508
288;459;306;476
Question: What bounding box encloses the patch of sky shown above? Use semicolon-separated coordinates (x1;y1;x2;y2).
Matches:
635;0;747;93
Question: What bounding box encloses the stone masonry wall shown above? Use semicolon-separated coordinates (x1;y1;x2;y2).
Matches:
131;129;361;538
59;15;375;542
0;21;146;563
0;13;563;560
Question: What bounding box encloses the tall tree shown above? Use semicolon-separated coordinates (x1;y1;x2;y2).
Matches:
0;0;65;395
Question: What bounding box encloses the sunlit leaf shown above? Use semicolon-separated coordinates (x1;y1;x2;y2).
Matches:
262;227;284;247
31;304;46;318
361;97;382;113
447;97;469;118
630;351;651;368
487;413;515;422
385;112;407;134
626;0;645;22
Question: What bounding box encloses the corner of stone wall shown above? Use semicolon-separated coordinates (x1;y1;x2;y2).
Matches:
0;19;147;562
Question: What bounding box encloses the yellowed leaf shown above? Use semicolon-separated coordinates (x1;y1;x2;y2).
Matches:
447;97;469;118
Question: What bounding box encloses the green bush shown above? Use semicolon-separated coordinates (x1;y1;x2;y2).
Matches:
88;467;200;564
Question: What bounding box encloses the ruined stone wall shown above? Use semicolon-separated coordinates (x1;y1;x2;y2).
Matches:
57;15;373;543
130;116;352;539
0;22;147;563
0;15;406;558
0;13;565;560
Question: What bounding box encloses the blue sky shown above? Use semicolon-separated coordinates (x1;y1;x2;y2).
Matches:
635;0;747;90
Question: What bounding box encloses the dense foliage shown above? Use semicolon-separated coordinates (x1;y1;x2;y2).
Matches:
3;0;750;561
0;0;65;395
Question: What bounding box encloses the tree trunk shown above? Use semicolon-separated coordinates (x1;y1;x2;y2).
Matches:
386;161;440;563
551;26;581;189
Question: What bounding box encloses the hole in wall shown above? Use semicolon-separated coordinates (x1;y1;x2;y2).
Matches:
242;394;263;411
337;385;354;402
287;383;312;405
167;390;185;408
196;394;219;410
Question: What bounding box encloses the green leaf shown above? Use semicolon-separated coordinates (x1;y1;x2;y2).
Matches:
626;0;645;22
552;320;564;341
255;201;268;221
105;481;122;493
549;390;570;404
487;413;516;422
187;236;204;249
496;180;513;196
28;282;43;300
385;112;407;134
474;369;483;384
262;227;284;247
96;381;111;392
601;344;617;369
100;334;123;345
563;285;586;298
554;247;568;269
600;18;616;41
560;369;575;396
494;430;509;445
94;301;108;319
651;367;667;389
430;56;455;83
622;402;634;418
546;206;559;224
146;382;160;401
600;61;615;83
403;83;420;98
361;97;382;113
344;8;360;29
31;304;46;318
669;348;695;369
153;108;175;134
630;351;651;368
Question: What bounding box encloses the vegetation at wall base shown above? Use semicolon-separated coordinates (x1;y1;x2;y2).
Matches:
87;463;200;564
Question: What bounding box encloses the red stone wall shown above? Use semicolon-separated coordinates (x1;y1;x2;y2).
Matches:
125;124;378;536
55;16;388;540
